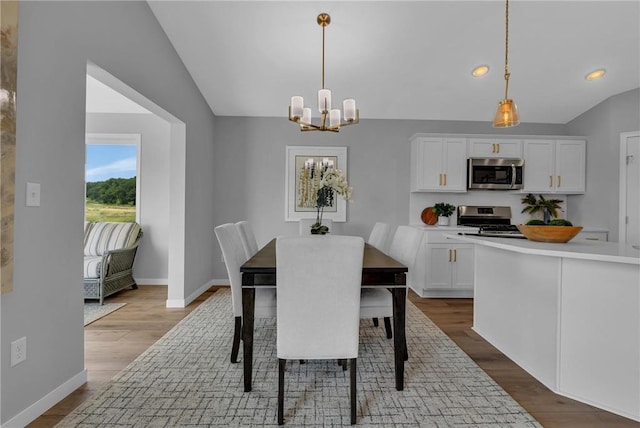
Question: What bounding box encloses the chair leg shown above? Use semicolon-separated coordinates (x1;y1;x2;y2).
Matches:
230;316;242;363
372;317;379;327
404;336;409;361
278;358;286;425
383;317;393;339
341;358;347;371
350;358;357;425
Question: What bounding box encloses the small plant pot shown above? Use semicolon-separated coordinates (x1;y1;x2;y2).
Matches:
437;216;450;226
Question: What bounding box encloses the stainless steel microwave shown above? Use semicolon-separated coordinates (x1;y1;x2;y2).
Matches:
467;158;524;190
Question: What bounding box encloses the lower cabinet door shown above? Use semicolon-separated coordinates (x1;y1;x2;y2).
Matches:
451;245;474;291
426;245;453;289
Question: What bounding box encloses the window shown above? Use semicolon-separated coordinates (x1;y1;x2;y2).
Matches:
85;133;140;223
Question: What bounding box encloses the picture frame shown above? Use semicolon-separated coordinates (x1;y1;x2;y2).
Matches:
285;146;348;222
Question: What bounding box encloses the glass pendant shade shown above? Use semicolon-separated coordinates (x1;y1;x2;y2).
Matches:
493;99;520;128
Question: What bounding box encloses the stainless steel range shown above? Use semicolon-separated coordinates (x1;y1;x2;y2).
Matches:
457;205;525;238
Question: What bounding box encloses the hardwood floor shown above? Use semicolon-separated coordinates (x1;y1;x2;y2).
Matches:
30;285;639;427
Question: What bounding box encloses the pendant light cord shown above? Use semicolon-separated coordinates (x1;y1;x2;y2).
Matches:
504;0;510;99
322;24;326;89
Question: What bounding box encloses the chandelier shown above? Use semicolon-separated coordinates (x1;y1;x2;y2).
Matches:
493;0;520;128
289;13;359;132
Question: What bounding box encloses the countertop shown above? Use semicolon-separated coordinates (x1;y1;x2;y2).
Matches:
444;233;640;265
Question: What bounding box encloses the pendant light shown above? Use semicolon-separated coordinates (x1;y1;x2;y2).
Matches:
493;0;520;128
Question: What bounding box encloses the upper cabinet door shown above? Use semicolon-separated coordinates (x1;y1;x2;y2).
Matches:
523;139;586;194
443;138;468;191
523;140;555;192
411;137;445;191
555;140;586;193
469;138;522;158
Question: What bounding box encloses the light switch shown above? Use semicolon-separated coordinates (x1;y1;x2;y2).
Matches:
26;182;40;207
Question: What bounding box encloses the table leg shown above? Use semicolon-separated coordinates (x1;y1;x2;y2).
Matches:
391;287;406;391
242;287;255;392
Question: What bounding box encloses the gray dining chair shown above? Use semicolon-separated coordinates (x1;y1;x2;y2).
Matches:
360;225;423;347
235;220;259;259
299;218;333;235
276;235;364;425
215;223;276;363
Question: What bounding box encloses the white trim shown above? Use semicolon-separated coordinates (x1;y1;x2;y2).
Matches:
134;278;168;285
166;279;218;308
619;131;640;243
2;370;87;428
85;132;142;223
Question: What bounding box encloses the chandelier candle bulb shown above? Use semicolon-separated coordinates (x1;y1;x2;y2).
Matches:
290;96;304;118
301;108;312;124
329;109;340;127
343;99;356;121
318;89;331;112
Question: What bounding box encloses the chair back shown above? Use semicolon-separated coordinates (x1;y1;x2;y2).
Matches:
276;235;364;360
299;218;333;235
388;226;423;270
235;220;259;259
367;222;390;252
214;223;247;317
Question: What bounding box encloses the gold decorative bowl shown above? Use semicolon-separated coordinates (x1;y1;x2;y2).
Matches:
517;225;583;243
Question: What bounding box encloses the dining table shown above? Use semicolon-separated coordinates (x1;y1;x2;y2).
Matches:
240;238;408;392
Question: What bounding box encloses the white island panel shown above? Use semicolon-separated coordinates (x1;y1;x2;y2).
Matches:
559;259;640;420
474;246;560;390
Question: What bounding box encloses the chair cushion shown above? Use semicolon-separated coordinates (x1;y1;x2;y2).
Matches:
84;256;103;279
359;288;393;318
84;222;141;256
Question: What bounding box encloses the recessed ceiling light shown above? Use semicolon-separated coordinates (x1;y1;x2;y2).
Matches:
471;65;490;77
585;69;606;81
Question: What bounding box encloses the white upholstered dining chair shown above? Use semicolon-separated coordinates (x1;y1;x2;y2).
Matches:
235;220;259;259
214;223;276;363
276;235;364;425
360;225;423;344
367;222;390;253
298;218;333;235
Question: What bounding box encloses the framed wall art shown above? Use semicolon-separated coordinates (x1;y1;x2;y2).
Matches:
285;146;347;222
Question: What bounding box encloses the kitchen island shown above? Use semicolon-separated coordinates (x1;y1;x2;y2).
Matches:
445;233;640;422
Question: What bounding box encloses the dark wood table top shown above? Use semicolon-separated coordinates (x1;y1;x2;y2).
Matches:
240;238;408;274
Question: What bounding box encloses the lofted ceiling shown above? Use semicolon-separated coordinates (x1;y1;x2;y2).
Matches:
143;1;639;125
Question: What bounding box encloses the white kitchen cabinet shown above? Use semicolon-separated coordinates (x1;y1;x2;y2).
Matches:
523;139;585;194
411;137;467;192
469;138;522;158
411;229;474;298
576;230;609;242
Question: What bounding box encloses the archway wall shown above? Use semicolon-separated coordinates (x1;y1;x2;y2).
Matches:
3;2;216;425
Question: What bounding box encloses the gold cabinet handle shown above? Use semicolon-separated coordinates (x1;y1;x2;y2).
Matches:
448;249;452;262
496;143;500;153
439;173;443;186
558;175;561;188
444;174;447;186
585;237;599;241
453;249;457;262
492;143;496;153
549;176;553;188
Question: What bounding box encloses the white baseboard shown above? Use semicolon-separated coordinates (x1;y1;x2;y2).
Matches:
2;370;87;428
134;278;168;285
165;279;228;308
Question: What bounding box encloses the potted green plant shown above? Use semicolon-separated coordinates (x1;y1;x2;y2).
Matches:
520;193;563;224
433;203;456;226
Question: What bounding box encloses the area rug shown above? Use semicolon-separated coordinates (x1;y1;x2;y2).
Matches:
60;289;541;427
84;302;127;326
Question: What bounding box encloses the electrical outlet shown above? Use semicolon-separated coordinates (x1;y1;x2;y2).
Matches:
11;337;27;367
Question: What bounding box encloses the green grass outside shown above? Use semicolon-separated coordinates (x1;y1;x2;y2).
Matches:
85;200;136;223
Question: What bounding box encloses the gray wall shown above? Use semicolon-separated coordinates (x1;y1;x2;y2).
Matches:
212;117;565;278
2;2;215;424
86;113;171;283
566;88;640;241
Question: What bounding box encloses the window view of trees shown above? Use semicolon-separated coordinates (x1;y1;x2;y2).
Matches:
85;141;138;223
86;177;136;205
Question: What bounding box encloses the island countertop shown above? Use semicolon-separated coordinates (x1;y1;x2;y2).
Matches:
444;233;639;265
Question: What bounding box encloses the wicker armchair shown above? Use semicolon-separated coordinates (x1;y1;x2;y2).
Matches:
83;222;143;304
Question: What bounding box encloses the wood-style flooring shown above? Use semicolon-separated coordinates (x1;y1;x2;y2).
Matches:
29;285;639;427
